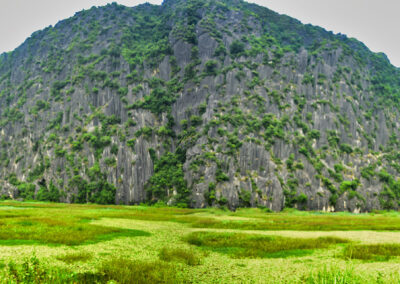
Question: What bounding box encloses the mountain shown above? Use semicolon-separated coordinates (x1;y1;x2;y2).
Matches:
0;0;399;211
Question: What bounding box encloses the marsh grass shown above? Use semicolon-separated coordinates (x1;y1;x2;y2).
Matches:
82;228;150;245
99;206;400;231
303;265;364;284
6;255;76;284
3;202;400;231
185;232;350;258
56;252;93;264
4;255;178;284
0;214;150;246
1;202;400;283
99;258;177;284
101;209;400;231
159;247;202;266
343;243;400;261
190;214;400;231
302;264;400;284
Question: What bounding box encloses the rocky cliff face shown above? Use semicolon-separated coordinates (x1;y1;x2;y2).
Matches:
0;0;399;211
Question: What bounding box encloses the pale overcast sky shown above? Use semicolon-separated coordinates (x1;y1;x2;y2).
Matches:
0;0;399;67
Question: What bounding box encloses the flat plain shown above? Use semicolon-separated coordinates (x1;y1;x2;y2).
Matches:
1;201;400;283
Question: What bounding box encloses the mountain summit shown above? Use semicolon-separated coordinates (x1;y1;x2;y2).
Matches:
0;0;399;211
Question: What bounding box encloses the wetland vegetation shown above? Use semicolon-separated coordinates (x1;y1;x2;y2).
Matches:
1;201;400;283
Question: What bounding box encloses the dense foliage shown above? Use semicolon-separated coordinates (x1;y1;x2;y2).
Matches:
0;0;399;210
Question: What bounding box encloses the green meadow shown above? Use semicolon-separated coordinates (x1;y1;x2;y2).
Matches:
1;202;400;283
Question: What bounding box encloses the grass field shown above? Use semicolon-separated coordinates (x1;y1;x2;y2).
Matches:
1;202;400;283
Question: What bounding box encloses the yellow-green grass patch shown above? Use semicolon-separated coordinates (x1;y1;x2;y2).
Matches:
98;258;177;284
3;202;400;231
2;202;400;283
303;264;391;284
159;247;202;266
56;251;93;264
344;243;400;261
0;215;150;246
184;231;350;258
191;228;400;244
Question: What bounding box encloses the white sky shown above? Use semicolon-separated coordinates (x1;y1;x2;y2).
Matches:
0;0;399;67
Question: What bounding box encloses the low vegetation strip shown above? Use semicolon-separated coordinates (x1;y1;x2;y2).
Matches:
56;252;93;264
0;210;150;245
5;255;177;284
159;247;202;266
97;207;400;231
2;202;400;249
3;202;400;231
190;214;400;231
98;258;177;284
4;254;398;284
1;202;400;283
184;232;350;258
303;265;370;284
344;244;400;261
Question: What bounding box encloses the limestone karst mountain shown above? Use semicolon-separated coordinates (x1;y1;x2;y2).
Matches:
0;0;399;211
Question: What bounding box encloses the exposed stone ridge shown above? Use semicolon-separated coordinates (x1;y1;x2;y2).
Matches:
0;0;399;212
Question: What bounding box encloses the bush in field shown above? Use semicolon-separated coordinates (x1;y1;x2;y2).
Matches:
99;258;177;284
304;265;364;284
343;243;400;261
56;252;92;264
159;247;201;266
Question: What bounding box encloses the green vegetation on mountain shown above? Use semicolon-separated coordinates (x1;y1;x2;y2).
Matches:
0;0;399;211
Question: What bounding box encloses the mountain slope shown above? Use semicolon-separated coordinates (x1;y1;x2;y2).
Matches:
0;0;399;211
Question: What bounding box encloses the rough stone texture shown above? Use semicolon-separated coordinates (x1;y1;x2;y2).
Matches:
0;0;399;211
